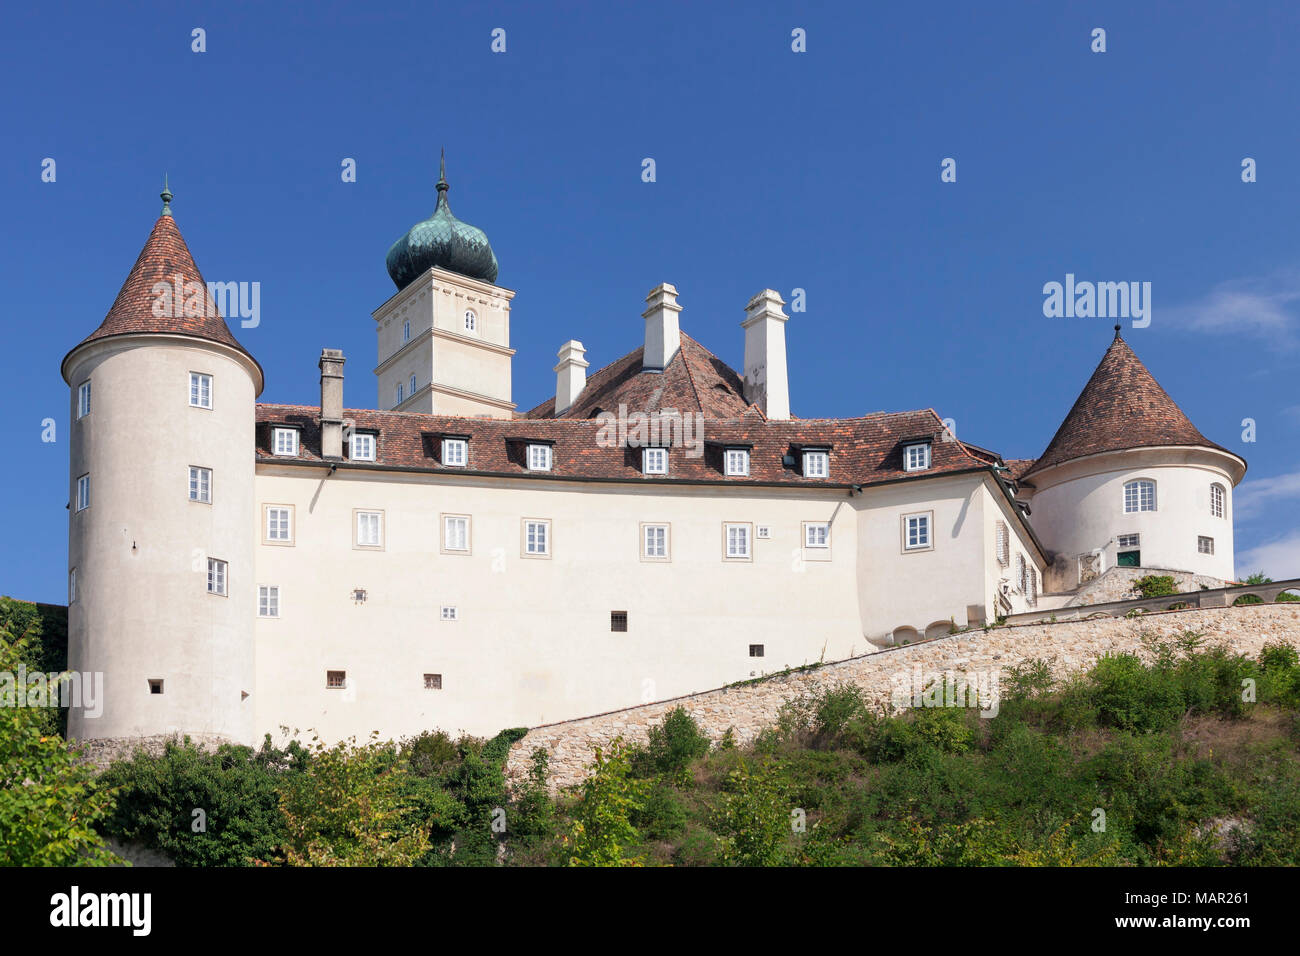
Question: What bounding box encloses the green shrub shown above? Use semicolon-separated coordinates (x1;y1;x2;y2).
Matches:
633;707;710;778
1089;653;1184;733
1132;575;1178;599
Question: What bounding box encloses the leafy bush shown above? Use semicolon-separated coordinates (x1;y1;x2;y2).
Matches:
1089;653;1184;732
1132;575;1177;598
632;707;710;778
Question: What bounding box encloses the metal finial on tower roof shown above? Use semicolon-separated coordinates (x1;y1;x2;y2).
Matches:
437;148;448;193
160;174;173;216
1114;323;1122;339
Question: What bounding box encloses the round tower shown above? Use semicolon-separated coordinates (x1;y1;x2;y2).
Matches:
1021;328;1246;591
61;183;264;750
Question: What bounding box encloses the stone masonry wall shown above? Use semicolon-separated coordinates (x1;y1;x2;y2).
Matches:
1062;566;1224;607
506;604;1300;792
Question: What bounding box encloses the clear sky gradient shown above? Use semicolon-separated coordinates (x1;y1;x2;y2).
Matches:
3;1;1298;603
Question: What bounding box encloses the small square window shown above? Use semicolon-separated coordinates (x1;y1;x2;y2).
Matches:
524;519;551;556
643;447;668;475
443;438;468;467
804;522;830;548
189;466;212;503
350;432;376;461
755;525;772;540
424;673;443;690
76;474;90;512
326;670;347;689
207;558;228;595
77;381;91;419
610;611;628;632
725;448;750;477
352;589;368;604
258;585;280;618
749;644;765;658
440;605;458;621
902;513;931;551
148;679;164;695
272;428;299;456
642;523;669;560
1198;535;1215;555
903;442;931;472
190;372;213;409
724;522;752;560
802;450;829;478
527;444;553;471
443;515;470;552
356;510;383;548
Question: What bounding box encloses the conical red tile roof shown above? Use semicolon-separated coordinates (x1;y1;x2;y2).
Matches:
1025;332;1232;477
69;212;256;363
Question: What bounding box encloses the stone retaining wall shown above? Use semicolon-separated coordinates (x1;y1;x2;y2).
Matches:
506;604;1300;792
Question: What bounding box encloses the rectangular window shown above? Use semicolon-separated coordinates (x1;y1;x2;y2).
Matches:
903;512;931;551
1210;484;1225;518
527;444;553;471
1124;479;1156;513
148;679;164;695
326;670;346;689
395;383;403;405
352;589;368;604
272;427;299;456
643;447;668;475
356;510;383;548
424;673;442;690
749;644;765;658
443;515;470;552
610;611;628;632
1198;535;1215;555
903;442;931;471
258;585;280;618
207;558;227;596
350;432;376;461
725;448;750;477
995;520;1009;567
77;381;91;418
189;372;213;409
804;522;830;548
409;374;417;395
440;605;458;621
403;320;411;342
802;450;829;478
188;466;212;503
443;438;468;467
1117;533;1140;549
724;522;752;560
265;506;292;543
69;568;77;604
642;523;669;560
76;474;90;512
523;519;551;556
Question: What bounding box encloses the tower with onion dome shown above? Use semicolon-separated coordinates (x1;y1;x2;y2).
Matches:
1019;327;1246;591
61;182;263;749
374;151;516;417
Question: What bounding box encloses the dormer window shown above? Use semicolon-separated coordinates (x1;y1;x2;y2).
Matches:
643;447;668;475
527;443;553;471
802;449;829;478
903;442;931;472
350;432;376;462
724;448;750;477
464;309;477;333
443;438;468;467
272;427;299;457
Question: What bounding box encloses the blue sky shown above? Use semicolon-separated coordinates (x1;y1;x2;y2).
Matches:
2;0;1299;603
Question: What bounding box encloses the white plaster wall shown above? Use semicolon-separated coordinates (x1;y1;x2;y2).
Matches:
65;336;258;744
1026;448;1239;583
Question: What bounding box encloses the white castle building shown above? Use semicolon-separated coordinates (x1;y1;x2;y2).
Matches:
61;170;1247;750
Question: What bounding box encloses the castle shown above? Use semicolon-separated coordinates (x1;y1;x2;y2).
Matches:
61;168;1247;750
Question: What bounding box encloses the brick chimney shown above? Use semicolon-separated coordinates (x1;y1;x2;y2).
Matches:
319;348;345;458
553;340;589;415
741;289;790;420
641;282;682;371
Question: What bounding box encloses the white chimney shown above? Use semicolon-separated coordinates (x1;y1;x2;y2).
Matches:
742;289;790;420
641;282;682;371
553;340;589;415
319;348;346;458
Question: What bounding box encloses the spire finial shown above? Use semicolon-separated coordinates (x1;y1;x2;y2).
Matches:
1113;322;1122;340
436;147;448;194
160;174;173;217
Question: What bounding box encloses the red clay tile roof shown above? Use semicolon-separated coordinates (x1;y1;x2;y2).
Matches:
523;333;760;420
256;403;994;488
71;213;256;362
1003;458;1037;481
1024;333;1233;477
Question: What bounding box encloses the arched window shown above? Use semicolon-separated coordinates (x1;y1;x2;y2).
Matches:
1210;483;1225;518
1123;479;1156;513
464;309;477;333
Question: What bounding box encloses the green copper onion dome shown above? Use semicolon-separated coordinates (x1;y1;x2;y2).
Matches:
385;152;499;290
